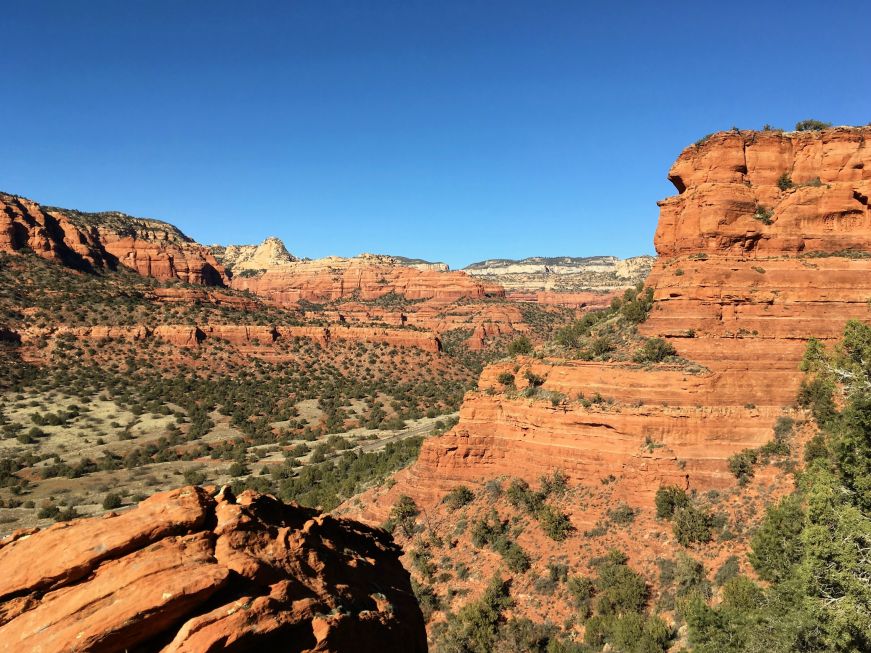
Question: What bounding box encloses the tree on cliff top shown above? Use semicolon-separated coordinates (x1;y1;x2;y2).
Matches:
795;119;832;131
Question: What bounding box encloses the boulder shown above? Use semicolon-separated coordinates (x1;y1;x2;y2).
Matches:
0;487;425;653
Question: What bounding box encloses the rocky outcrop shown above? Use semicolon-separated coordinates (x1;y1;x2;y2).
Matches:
350;126;871;522
153;325;206;347
18;325;150;344
271;325;443;352
0;192;227;286
211;237;297;274
305;301;530;350
389;255;450;272
406;361;787;507
230;256;502;305
280;326;441;352
657;128;870;257
646;126;871;398
1;193;105;271
201;324;278;346
149;287;260;310
506;290;620;310
0;486;425;653
15;322;441;352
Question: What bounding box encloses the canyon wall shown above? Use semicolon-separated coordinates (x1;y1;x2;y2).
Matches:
0;193;227;285
304;301;530;350
14;322;442;353
230;256;504;305
505;290;621;309
354;126;871;518
0;486;425;652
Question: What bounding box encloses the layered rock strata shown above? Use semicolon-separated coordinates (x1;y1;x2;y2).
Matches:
149;287;260;310
14;322;442;352
352;126;871;518
230;256;504;305
0;193;227;285
505;290;621;310
304;301;531;350
0;486;425;653
464;255;654;292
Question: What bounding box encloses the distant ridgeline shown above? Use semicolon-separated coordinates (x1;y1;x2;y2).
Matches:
463;254;655;291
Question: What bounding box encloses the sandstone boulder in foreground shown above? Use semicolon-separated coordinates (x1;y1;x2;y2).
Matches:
0;486;425;653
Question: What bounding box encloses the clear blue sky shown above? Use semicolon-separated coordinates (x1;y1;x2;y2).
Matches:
2;1;869;269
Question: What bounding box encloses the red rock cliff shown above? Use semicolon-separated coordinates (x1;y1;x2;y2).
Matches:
657;128;870;256
15;322;442;353
0;193;227;285
351;126;871;520
230;256;504;305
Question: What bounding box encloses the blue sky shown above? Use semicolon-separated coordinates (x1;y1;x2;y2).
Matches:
2;1;869;269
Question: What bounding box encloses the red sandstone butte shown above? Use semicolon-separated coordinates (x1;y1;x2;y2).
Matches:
349;126;871;523
0;486;425;653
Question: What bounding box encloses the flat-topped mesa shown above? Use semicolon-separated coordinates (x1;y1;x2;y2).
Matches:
0;193;227;286
230;255;504;305
465;255;654;293
347;126;871;526
0;486;426;653
376;253;450;272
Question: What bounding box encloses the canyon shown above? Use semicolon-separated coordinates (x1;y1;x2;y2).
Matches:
1;195;616;354
8;2;870;648
3;125;870;650
0;188;641;649
356;125;871;510
338;125;871;629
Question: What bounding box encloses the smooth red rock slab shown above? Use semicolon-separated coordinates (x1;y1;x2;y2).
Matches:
0;533;229;653
0;486;212;601
0;487;425;653
160;592;320;652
